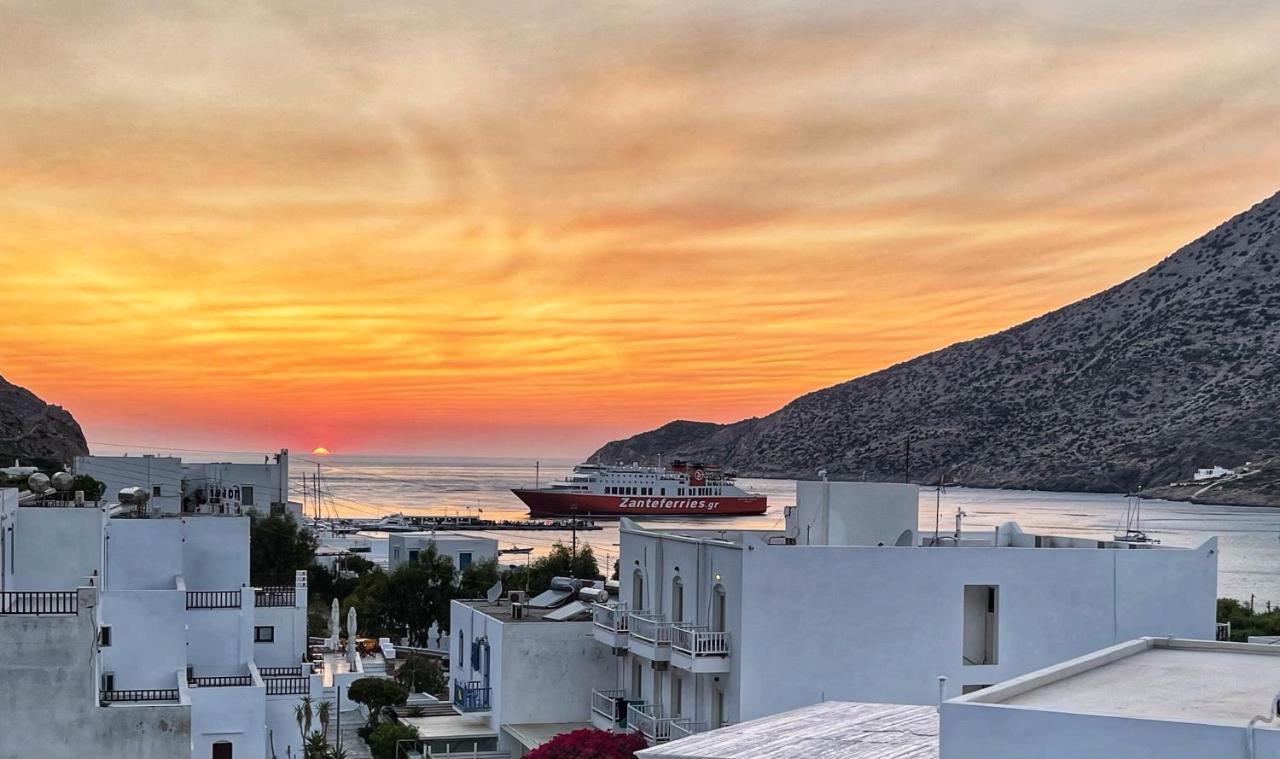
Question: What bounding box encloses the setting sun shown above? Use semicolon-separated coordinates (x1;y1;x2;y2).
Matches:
311;447;331;456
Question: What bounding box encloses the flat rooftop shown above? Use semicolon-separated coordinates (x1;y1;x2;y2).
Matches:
635;701;937;759
964;638;1280;725
457;598;592;623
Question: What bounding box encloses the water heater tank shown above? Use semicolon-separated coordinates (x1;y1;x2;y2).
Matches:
117;486;152;506
27;472;50;492
51;471;74;491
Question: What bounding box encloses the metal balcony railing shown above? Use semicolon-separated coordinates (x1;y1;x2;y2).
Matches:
591;689;629;725
629;613;673;645
188;674;254;688
672;625;730;657
627;703;676;742
185;590;241;609
453;680;491;712
265;677;310;696
255;586;296;607
592;603;629;633
0;591;78;615
100;689;180;704
670;719;707;739
259;665;307;678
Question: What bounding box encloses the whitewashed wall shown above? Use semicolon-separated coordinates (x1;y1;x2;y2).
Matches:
736;535;1218;718
75;455;184;512
2;504;104;590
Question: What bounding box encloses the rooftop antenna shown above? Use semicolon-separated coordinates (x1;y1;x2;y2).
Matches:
535;461;540;490
934;469;945;547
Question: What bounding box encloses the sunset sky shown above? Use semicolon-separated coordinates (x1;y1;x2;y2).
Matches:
1;1;1278;457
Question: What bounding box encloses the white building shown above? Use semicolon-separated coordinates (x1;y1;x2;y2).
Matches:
73;449;300;518
1;458;39;477
0;484;320;759
588;481;1217;743
940;637;1280;759
1193;465;1235;481
440;593;616;756
389;531;498;572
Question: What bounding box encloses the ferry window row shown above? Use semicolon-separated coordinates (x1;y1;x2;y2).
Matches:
605;486;723;496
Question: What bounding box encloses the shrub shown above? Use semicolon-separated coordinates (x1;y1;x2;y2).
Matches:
526;728;649;759
395;654;446;696
347;678;408;727
366;723;418;759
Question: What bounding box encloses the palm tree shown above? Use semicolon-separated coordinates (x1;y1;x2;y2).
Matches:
301;695;314;737
317;700;332;740
294;703;307;749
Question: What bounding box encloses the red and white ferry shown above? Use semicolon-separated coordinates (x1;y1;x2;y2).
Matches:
512;460;767;517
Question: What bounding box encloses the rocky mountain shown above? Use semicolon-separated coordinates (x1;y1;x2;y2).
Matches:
0;375;89;468
594;191;1280;497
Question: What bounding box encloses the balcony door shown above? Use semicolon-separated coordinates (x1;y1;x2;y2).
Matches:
632;569;645;611
711;584;726;632
671;577;684;623
212;741;233;759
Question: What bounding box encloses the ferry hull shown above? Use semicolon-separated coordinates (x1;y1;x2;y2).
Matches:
511;489;767;517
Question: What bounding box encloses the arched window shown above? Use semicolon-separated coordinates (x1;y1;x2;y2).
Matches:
632;568;645;611
212;741;233;759
711;584;726;632
671;576;684;623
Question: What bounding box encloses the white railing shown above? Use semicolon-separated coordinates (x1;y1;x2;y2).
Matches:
671;625;730;657
628;703;675;742
593;603;629;633
670;719;707;739
592;689;628;724
629;613;673;645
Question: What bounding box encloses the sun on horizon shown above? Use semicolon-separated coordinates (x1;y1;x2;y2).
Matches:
311;447;331;456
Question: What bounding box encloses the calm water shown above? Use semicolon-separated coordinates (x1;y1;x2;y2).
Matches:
284;455;1280;606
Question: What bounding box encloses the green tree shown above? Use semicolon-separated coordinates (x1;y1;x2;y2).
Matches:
70;474;106;501
249;513;317;585
347;678;409;728
1218;597;1280;641
457;557;501;598
503;543;602;595
343;554;377;575
395;654;447;696
366;723;418;759
381;544;456;645
345;570;392;638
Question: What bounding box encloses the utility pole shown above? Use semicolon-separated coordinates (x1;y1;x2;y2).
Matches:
570;505;578;567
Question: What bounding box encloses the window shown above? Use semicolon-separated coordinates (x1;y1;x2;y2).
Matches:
711;584;726;632
152;485;162;497
459;552;473;571
660;488;666;496
393;546;401;561
632;568;645;611
98;625;112;647
963;585;998;665
254;626;275;643
408;549;420;563
212;741;233;759
240;485;255;506
101;672;115;692
458;630;464;661
630;659;643;699
962;684;991;695
671;672;683;717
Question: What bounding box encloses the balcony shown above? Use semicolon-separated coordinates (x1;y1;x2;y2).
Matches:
0;591;78;615
627;703;676;743
591;688;633;731
592;603;630;648
185;590;241;609
254;586;297;607
453;679;491;714
670;719;708;740
187;674;254;688
671;625;731;673
628;613;673;662
100;688;180;705
265;677;310;696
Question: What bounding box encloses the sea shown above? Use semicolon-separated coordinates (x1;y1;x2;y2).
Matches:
280;454;1280;607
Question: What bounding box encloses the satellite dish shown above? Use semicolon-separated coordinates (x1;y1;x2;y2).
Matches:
485;580;504;604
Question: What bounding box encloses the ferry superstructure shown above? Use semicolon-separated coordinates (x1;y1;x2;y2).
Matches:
511;460;767;517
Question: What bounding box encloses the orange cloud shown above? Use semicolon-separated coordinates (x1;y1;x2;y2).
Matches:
0;1;1278;456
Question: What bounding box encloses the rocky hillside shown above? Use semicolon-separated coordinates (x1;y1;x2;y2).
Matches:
594;191;1280;497
0;375;89;468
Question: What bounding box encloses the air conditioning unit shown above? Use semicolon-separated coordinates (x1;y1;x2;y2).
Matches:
508;590;527;605
511;603;525;620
